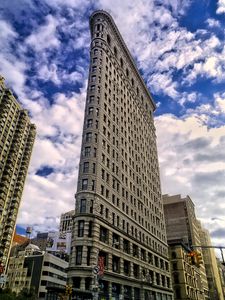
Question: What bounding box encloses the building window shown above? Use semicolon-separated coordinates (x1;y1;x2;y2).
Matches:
88;221;93;237
87;247;91;266
84;147;91;157
133;264;139;278
174;273;179;284
76;246;83;265
124;260;130;276
86;132;92;142
112;256;120;273
120;58;123;68
78;220;85;237
123;239;129;254
133;244;138;258
90;200;93;213
80;199;86;213
100;204;104;215
112;212;115;225
82;179;88;190
99;226;108;243
107;34;111;45
114;46;117;57
91;76;96;83
83;162;89;173
87;119;93;128
91;180;95;191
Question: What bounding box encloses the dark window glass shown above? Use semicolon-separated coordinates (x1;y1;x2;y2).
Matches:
83;162;89;173
84;147;91;157
86;132;92;142
80;199;86;213
82;179;88;190
112;256;120;273
87;247;91;266
88;221;93;237
78;220;84;237
99;226;108;243
87;119;93;128
76;246;83;265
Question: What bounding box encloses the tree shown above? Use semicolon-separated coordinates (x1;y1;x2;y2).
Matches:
0;287;37;300
16;287;37;300
0;287;17;300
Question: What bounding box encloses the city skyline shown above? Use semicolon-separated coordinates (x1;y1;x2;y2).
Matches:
0;0;225;247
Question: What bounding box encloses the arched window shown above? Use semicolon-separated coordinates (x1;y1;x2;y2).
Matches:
131;78;134;86
126;68;129;77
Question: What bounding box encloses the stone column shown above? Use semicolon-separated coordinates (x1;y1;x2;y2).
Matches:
80;277;85;290
120;257;124;276
130;262;134;277
131;286;135;300
108;281;112;300
108;253;112;271
120;284;124;300
82;245;87;265
152;272;157;286
108;229;113;246
140;286;144;300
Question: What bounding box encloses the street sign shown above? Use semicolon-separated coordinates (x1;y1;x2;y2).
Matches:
93;266;99;275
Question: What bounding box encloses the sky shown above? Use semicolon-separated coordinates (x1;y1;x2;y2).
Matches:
1;0;225;246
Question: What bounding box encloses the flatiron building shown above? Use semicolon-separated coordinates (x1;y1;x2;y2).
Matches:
68;11;173;300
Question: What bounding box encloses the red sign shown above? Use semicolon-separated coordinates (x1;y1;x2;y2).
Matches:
98;256;105;276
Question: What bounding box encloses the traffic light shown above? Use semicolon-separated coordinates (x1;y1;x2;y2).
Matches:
65;284;73;296
187;251;197;265
195;251;204;267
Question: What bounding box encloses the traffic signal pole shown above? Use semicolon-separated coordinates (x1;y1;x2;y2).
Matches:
192;245;225;265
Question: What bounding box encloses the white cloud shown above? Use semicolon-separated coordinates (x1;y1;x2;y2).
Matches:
26;15;60;51
17;88;86;228
38;64;61;85
155;106;225;245
0;54;27;96
0;19;17;41
216;0;225;14
206;18;220;27
149;72;179;98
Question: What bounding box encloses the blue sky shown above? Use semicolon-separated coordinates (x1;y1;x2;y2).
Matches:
1;0;225;245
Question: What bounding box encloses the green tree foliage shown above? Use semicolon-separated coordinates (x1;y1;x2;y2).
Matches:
0;287;37;300
0;287;17;300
